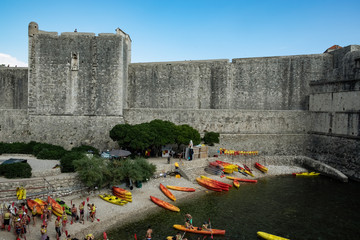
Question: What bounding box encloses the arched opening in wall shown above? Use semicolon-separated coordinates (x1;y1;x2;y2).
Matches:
355;58;360;69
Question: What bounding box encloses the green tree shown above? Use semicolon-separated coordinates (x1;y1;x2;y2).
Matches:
203;132;220;146
149;120;176;156
175;124;201;148
60;151;85;173
73;156;110;188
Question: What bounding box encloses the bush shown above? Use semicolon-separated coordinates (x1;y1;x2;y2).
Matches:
0;142;35;154
0;162;32;178
60;151;85;173
203;132;220;146
73;156;110;188
33;143;67;159
71;145;99;155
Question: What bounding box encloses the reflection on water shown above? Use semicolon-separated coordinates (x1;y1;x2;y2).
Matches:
107;176;360;240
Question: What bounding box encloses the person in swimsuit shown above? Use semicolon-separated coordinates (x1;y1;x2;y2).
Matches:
71;204;77;223
31;206;37;226
3;209;11;231
62;211;67;233
79;202;84;224
20;214;27;238
15;218;22;239
55;216;62;240
47;203;52;222
40;224;48;240
146;225;152;240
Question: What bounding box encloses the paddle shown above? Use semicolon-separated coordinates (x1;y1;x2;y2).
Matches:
134;233;137;240
208;218;213;239
104;232;108;240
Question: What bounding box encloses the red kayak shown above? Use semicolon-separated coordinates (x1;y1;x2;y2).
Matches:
160;183;176;201
196;178;223;192
150;196;180;212
255;162;268;173
243;164;253;174
226;176;257;183
166;185;196;192
200;175;231;190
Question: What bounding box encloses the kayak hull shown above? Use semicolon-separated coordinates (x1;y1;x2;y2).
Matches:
196;178;223;192
47;196;64;216
160;183;176;201
226;176;258;183
112;186;133;202
292;172;320;177
150;196;180;212
233;180;240;188
99;194;127;205
26;199;43;215
257;231;289;240
255;162;268;173
166;185;195;192
173;224;225;235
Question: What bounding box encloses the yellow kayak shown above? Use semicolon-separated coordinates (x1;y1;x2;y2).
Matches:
257;231;289;240
99;194;127;206
292;172;320;177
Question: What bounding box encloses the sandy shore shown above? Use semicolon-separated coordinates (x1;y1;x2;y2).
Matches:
0;156;306;240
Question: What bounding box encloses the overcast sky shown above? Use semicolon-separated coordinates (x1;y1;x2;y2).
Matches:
0;0;359;67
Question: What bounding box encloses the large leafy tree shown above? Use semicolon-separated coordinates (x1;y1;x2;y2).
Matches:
149;120;176;156
175;124;201;148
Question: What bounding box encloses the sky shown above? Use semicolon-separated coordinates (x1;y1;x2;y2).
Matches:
0;0;359;67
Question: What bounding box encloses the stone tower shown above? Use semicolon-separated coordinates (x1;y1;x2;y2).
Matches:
26;22;130;149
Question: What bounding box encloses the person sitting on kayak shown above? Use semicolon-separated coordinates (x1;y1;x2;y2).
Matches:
174;232;188;240
185;219;194;229
85;233;95;240
202;222;210;231
184;213;193;225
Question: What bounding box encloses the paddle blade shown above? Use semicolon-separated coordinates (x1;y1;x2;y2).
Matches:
71;220;73;225
41;214;43;219
25;209;28;214
97;218;100;222
65;230;68;237
87;197;89;202
12;202;15;207
14;207;17;214
82;201;85;206
134;233;137;240
103;232;107;240
71;200;72;205
7;225;11;231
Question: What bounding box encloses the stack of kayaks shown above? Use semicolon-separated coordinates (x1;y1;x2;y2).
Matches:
196;177;222;192
200;175;231;191
166;185;196;192
160;183;176;201
47;196;64;217
112;186;133;202
99;194;127;206
257;231;289;240
215;160;238;174
56;198;71;215
173;224;226;235
204;161;224;175
255;162;268;173
243;164;254;177
26;199;43;215
226;176;258;183
236;164;251;177
292;172;320;177
150;196;180;212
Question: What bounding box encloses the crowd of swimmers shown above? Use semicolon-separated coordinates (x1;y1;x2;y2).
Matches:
1;199;99;240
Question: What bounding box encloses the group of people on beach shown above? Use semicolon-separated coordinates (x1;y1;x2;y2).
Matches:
1;199;98;240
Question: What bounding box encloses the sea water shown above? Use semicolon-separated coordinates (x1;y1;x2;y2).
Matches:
107;176;360;240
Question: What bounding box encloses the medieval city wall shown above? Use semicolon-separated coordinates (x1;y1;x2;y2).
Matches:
0;67;28;109
128;54;332;110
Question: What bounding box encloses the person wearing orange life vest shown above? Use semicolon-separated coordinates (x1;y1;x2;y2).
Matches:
31;206;37;226
47;203;52;222
79;202;85;224
62;211;67;233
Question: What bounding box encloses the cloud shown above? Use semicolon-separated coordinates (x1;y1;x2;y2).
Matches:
0;53;28;67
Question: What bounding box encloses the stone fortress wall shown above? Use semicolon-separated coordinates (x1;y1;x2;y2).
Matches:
0;22;359;180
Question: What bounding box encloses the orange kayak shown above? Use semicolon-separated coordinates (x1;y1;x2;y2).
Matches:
47;196;63;216
173;224;226;235
166;185;196;192
200;175;231;190
112;186;132;196
226;176;258;183
160;183;176;201
26;199;43;215
196;178;222;192
150;196;180;212
233;180;240;188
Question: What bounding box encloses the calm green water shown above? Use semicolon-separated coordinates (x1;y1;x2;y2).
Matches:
107;176;360;240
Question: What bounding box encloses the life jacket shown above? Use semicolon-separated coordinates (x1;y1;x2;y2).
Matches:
91;206;96;213
47;205;52;210
56;220;61;227
41;228;47;234
4;212;10;219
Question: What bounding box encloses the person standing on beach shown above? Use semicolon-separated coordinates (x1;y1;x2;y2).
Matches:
3;208;11;231
40;224;48;240
146;226;152;240
55;216;61;240
71;204;77;223
79;202;84;224
62;211;67;233
31;206;37;226
47;203;52;222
